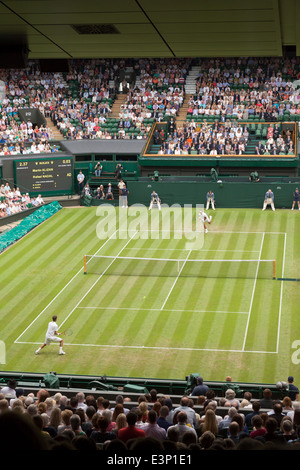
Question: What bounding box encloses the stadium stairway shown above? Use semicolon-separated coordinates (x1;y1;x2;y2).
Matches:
109;93;128;118
244;133;259;155
184;65;200;95
45;117;63;140
175;93;193;129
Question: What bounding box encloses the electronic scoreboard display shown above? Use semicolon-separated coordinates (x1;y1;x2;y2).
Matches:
14;157;73;195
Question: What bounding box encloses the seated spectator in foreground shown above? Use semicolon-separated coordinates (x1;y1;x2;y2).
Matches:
175;396;198;429
89;415;117;444
117;411;146;443
260;388;274;409
250;415;266;439
166;411;197;442
142;410;167;441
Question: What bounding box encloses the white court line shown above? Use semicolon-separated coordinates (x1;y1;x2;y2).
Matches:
160;250;191;310
119;229;287;235
122;247;260;253
14;229;119;343
275;232;287;353
15;340;278;354
242;232;265;351
77;306;249;315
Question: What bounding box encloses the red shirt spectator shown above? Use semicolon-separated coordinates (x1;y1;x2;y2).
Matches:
117;412;146;443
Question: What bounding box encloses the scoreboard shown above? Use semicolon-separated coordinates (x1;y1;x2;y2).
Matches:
14;157;73;195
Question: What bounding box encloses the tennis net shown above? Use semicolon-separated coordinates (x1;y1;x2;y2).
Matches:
83;255;276;280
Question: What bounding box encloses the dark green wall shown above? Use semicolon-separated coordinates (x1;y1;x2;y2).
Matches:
126;181;298;208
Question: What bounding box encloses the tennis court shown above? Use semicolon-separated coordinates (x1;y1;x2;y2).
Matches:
16;225;286;353
2;207;298;382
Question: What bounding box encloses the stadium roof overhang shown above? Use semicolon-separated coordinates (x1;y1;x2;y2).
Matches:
0;0;299;60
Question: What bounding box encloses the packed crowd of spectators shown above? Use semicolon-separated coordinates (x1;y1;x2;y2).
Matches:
156;119;295;156
157;119;250;155
1;56;300;151
255;123;295;155
0;182;44;218
0;58;192;144
189;56;300;121
0;375;299;451
118;58;191;125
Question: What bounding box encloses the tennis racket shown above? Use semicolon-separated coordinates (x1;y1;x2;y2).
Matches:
62;328;73;336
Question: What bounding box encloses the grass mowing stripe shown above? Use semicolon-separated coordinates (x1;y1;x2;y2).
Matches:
0;208;92;282
58;231;138;334
14;226;120;344
242;232;265;351
2;208;299;383
0;208;84;267
0;213;97;304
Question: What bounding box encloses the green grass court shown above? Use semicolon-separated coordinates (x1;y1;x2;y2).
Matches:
1;206;300;385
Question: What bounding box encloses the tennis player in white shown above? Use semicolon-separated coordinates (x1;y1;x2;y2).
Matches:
35;315;65;355
199;210;212;233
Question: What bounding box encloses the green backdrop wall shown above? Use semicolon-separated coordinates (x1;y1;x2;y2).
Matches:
126;181;298;209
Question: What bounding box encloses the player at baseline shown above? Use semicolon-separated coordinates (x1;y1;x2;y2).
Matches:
35;315;65;356
199;210;212;233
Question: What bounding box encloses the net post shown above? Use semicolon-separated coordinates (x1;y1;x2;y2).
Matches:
84;255;87;275
273;259;276;279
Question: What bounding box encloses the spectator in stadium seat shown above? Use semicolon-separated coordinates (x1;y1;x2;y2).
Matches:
199;430;216;449
110;404;124;426
142;409;167;441
245;401;262;428
94;185;105;199
75;392;87;412
0;379;18;398
41;413;58;438
218;407;238;432
280;417;298;442
166;411;197;441
111;395;130;415
49;406;62;433
228;421;241;445
175;396;198;428
263;417;286;446
157;405;171;431
117;411;146;443
163;398;175;424
57;409;73;434
83;183;92;197
89;415;116;444
260;388;274;409
198;408;219;437
224;389;240;408
249;415;266;439
111;413;128;437
0;410;50;450
267;401;285;427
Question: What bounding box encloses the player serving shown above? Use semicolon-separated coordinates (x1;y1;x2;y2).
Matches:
35;315;65;356
199;209;212;233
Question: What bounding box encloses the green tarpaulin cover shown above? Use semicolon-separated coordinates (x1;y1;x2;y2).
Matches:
0;201;62;252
